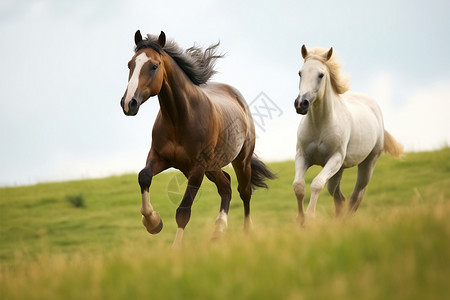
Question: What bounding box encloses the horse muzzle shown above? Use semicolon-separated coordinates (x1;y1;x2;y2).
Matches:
294;96;309;115
121;96;141;116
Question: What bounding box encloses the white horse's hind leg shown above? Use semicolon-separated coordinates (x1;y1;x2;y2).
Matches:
327;168;346;217
347;152;380;215
306;153;343;216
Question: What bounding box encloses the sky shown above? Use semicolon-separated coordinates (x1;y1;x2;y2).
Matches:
1;0;449;186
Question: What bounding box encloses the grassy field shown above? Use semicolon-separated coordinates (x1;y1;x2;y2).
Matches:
1;148;450;299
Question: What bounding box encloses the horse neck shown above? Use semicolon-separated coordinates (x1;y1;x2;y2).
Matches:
308;80;340;125
158;55;201;123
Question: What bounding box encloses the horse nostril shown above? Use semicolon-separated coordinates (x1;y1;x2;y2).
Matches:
301;99;310;109
120;97;125;108
129;98;138;111
294;95;300;108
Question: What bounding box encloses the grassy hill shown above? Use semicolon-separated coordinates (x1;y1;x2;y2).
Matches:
1;148;450;299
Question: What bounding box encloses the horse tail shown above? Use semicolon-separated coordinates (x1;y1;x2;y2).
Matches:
384;130;404;158
250;155;277;189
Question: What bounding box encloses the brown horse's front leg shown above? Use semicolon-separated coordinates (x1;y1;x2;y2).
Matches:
172;167;205;247
139;152;169;234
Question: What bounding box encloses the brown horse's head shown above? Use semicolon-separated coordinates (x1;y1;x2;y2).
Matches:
121;30;166;116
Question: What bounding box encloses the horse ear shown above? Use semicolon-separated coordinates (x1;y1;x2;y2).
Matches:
325;47;333;61
135;30;143;46
301;44;308;59
158;31;166;48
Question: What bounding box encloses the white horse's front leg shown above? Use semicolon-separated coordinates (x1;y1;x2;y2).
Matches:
293;152;309;225
306;153;343;216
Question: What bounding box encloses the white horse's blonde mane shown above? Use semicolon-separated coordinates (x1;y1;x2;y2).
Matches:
304;47;351;95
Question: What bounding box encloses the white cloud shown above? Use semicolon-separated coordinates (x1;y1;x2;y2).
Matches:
370;74;450;151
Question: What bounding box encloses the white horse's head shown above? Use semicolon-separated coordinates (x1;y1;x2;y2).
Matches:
294;45;333;115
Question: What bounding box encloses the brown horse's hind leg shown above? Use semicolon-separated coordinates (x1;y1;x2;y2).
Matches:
139;152;169;234
206;170;232;240
232;159;253;232
347;152;380;215
172;167;205;247
327;168;346;217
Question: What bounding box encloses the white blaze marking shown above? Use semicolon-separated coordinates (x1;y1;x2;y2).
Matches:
124;52;150;113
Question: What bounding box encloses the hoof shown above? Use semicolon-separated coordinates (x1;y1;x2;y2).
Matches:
142;212;163;234
297;214;305;228
305;211;316;219
211;224;227;242
214;218;227;233
147;219;163;234
211;231;224;242
243;217;253;234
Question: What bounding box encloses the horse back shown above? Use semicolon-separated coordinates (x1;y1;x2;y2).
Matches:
200;83;255;168
341;92;385;166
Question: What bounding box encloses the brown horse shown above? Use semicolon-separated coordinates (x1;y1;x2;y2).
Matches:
120;30;275;246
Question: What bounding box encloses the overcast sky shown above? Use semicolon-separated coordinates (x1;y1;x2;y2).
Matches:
1;0;449;186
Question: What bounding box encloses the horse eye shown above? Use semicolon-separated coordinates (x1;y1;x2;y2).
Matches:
298;71;302;77
151;64;158;71
318;73;324;79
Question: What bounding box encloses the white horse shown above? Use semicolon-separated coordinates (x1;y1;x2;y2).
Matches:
293;45;403;225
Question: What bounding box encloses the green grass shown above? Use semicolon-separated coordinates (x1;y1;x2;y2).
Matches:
1;148;450;299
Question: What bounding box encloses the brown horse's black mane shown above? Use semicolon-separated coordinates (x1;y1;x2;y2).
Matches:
135;34;224;85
